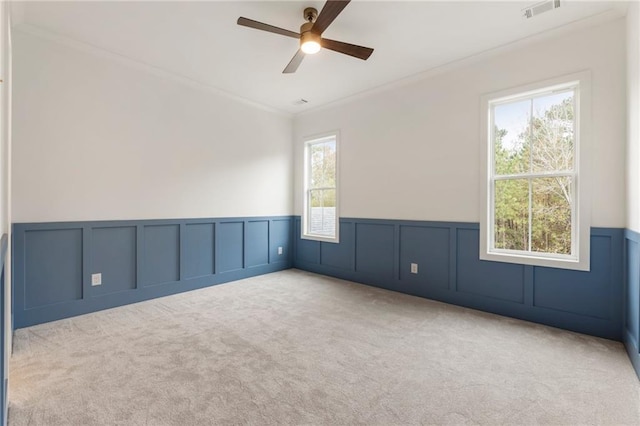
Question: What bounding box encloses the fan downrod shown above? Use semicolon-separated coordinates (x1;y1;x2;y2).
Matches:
303;7;318;23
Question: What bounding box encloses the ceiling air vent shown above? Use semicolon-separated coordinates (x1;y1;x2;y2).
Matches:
523;0;560;19
293;99;309;106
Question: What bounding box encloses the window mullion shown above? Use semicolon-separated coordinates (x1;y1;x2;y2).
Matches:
306;145;312;236
528;99;534;253
528;178;532;253
307;189;312;235
494;171;574;180
529;99;534;173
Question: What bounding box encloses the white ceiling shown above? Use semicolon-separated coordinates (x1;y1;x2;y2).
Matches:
12;1;627;114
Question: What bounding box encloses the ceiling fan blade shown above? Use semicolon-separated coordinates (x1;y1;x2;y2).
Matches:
237;17;300;39
283;49;305;74
321;38;374;60
312;0;350;35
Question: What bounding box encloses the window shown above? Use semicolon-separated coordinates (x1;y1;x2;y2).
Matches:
303;133;339;243
480;72;591;271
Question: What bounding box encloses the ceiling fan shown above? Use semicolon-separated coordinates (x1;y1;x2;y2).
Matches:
237;0;374;74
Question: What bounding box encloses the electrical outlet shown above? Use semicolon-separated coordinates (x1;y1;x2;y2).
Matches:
91;273;102;286
410;263;418;274
278;246;283;255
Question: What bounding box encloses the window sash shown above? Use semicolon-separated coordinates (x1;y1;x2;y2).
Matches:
302;134;339;243
306;189;335;237
488;87;578;260
489;175;577;258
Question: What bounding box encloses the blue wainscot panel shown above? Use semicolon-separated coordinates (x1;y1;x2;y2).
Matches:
294;219;320;264
91;226;137;296
355;223;395;282
456;228;524;304
624;229;640;380
184;223;215;279
293;217;623;341
218;222;244;273
626;238;640;346
143;224;180;286
399;225;449;289
1;234;7;425
534;234;615;320
24;228;83;308
321;221;355;271
245;220;269;268
270;219;292;264
13;216;293;328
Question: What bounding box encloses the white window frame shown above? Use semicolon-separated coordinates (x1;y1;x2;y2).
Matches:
302;131;340;244
479;71;591;271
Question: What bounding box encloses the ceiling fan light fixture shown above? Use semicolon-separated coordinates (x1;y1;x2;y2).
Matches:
300;25;321;54
301;39;321;54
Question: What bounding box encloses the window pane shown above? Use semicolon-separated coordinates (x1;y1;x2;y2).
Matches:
531;177;572;255
532;91;574;173
309;189;336;237
493;100;531;175
309;189;323;234
310;144;324;189
310;140;336;189
494;179;529;251
323;188;336;208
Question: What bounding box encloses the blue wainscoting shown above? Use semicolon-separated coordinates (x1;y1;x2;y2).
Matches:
624;229;640;379
1;233;7;426
13;216;293;328
293;217;623;340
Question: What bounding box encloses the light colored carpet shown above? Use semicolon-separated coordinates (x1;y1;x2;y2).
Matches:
8;269;640;425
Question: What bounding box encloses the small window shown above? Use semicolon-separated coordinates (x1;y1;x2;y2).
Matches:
302;133;339;243
480;72;591;270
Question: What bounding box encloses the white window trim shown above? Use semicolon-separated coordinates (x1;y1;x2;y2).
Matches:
479;71;592;271
302;131;340;244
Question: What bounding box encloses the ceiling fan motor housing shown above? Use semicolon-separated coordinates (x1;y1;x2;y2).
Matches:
300;21;321;52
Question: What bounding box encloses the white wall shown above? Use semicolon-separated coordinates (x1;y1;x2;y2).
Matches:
294;19;627;227
0;3;7;423
11;15;631;227
12;30;293;223
628;2;640;233
1;4;9;235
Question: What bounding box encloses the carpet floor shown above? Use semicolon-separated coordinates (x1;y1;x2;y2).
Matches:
8;269;640;425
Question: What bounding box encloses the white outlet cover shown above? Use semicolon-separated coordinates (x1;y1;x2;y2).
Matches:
278;247;283;255
410;263;418;274
91;273;102;286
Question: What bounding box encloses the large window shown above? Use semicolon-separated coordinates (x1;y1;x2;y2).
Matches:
480;72;591;270
303;133;339;243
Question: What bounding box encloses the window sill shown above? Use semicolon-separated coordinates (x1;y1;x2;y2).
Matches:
479;250;590;271
301;233;340;244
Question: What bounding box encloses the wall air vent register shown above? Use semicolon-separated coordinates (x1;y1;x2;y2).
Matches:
523;0;561;19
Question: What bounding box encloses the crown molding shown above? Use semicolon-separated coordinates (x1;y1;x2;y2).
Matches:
295;6;627;117
13;23;294;118
11;2;628;121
